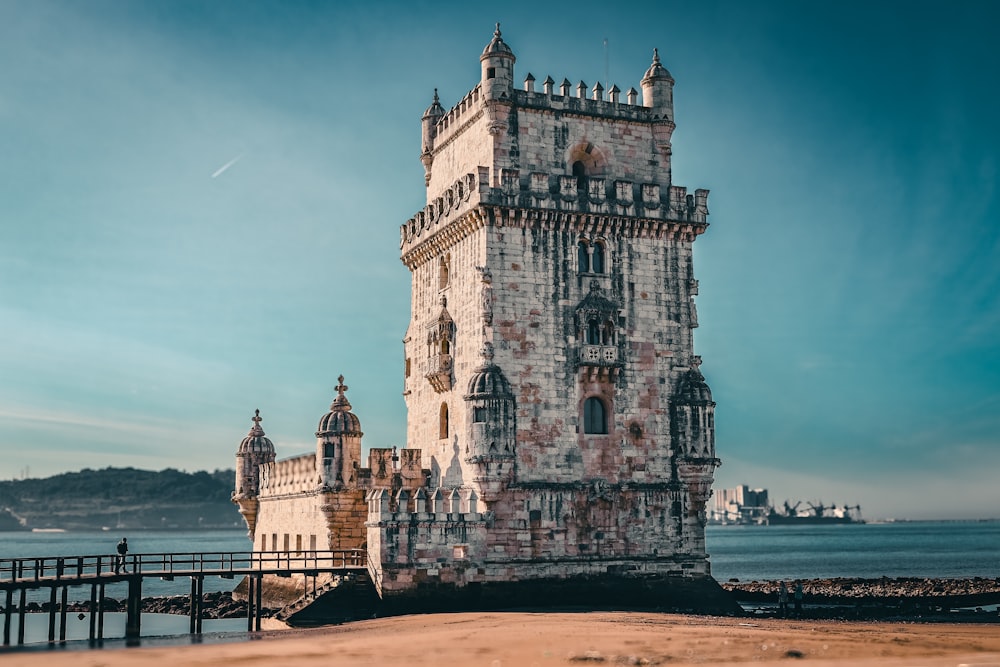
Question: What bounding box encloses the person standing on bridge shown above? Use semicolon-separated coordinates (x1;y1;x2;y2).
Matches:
115;537;129;574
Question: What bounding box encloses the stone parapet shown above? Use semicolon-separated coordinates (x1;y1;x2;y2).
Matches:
259;454;316;498
401;178;708;268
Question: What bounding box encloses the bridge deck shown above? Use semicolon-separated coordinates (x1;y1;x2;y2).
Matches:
0;550;367;589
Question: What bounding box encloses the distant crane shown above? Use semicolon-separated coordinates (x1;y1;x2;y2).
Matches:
782;500;802;517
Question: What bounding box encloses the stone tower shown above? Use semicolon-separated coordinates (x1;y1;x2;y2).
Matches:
232;26;731;615
391;25;726;607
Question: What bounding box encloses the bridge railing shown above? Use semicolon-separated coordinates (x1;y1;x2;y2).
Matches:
0;549;366;585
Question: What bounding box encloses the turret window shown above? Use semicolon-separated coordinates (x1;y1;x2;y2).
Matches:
487;67;496;79
473;407;488;423
583;397;608;434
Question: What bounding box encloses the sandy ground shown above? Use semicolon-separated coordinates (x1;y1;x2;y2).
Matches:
5;612;1000;667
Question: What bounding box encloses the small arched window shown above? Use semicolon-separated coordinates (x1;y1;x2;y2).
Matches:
592;242;605;274
586;320;601;345
441;339;450;355
577;241;590;273
440;403;449;439
572;160;587;192
583;397;607;434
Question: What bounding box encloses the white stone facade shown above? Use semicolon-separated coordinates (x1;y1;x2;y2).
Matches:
234;26;723;611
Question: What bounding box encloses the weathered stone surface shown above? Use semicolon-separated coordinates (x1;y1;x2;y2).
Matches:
231;26;726;616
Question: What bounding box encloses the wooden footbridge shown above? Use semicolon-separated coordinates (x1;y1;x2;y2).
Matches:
0;550;368;647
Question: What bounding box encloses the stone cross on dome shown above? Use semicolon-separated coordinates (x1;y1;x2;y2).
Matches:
330;374;353;411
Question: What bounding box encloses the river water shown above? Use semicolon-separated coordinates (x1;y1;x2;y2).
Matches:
2;521;997;647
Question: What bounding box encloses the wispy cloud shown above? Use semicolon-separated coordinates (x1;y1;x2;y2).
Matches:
211;153;244;179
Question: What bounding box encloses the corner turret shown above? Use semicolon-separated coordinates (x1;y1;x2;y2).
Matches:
640;48;675;120
480;22;515;101
464;342;517;503
233;409;276;538
640;48;677;178
316;375;363;491
420;89;445;186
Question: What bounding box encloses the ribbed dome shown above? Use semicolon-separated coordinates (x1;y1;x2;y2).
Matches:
422;88;445;119
238;410;275;457
641;48;674;83
481;23;514;60
465;342;513;399
317;375;363;436
467;364;513;398
676;364;713;405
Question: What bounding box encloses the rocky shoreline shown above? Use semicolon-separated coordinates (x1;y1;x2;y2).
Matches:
722;577;1000;622
9;578;999;623
9;591;278;620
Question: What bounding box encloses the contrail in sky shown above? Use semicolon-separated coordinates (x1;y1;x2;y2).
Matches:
211;153;244;178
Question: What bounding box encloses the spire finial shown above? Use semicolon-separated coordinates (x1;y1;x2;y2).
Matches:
336;375;348;397
652;47;660;64
495;22;501;38
433;88;439;103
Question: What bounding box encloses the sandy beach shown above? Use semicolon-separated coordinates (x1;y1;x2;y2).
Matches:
5;612;1000;667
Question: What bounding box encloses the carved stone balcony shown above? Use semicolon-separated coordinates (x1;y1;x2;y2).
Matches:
425;353;453;393
579;345;618;365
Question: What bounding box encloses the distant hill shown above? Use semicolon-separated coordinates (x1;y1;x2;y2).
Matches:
0;467;240;531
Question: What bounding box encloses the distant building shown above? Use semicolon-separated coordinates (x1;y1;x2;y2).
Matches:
232;25;732;615
711;485;770;524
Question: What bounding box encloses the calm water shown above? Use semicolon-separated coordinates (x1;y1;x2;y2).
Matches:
707;521;1000;581
2;522;997;646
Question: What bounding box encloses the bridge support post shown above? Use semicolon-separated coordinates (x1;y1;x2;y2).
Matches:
246;575;255;632
17;588;26;645
48;586;57;642
189;575;203;634
59;585;68;641
125;575;142;641
88;583;97;641
4;588;12;646
255;574;263;632
97;583;105;640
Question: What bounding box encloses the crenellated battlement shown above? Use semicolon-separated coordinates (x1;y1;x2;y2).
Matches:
400;169;709;263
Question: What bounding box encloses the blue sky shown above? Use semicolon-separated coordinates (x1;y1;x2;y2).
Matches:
1;1;997;520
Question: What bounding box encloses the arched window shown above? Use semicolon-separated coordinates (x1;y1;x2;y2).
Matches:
440;403;449;439
572;160;587;192
577;240;590;273
602;320;614;345
592;242;605;273
441;339;450;355
586;319;601;345
583;397;607;434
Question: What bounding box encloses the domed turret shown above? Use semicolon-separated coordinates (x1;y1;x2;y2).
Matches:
670;358;716;460
316;375;363;490
232;409;276;538
480;23;515;102
640;48;675;119
420;89;446;185
675;362;714;406
234;409;275;499
317;377;362;436
464;343;516;503
466;343;513;398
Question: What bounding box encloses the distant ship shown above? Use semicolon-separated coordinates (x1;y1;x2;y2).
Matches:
766;501;864;525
